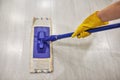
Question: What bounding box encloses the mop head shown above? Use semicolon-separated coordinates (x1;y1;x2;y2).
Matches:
30;17;53;73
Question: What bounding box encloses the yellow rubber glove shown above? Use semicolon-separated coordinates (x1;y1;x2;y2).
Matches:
72;11;108;38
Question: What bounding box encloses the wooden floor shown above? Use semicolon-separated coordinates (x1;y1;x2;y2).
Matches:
0;0;120;80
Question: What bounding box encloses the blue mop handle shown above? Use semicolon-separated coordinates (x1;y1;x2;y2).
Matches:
46;23;120;41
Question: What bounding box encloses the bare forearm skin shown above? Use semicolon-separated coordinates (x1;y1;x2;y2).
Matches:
98;1;120;22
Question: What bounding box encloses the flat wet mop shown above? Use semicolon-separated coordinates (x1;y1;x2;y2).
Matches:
30;18;120;73
30;17;53;73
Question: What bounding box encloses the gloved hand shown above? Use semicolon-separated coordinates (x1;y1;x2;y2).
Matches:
72;11;108;38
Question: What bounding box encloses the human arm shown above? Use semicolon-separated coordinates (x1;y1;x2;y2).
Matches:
72;1;120;38
98;0;120;22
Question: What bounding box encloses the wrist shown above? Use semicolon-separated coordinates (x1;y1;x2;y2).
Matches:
96;11;109;25
97;11;107;22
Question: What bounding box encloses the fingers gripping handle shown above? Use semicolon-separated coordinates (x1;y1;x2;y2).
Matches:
45;23;120;41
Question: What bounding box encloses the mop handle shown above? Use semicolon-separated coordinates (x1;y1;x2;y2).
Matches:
46;23;120;41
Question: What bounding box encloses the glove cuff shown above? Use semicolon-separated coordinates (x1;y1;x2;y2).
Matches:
95;11;109;26
82;11;109;28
